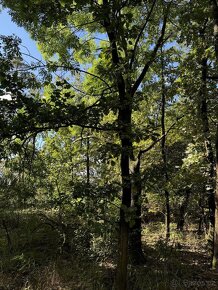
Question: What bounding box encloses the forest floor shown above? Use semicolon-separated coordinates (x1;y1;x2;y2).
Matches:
140;224;218;290
0;212;218;289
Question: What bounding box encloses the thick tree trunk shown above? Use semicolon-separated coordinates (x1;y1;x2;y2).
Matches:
200;58;215;245
129;157;146;264
177;188;191;232
161;51;170;240
103;7;133;287
212;125;218;269
117;213;129;290
115;103;132;290
102;1;168;285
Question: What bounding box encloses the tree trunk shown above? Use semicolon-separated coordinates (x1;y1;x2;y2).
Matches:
102;6;132;287
198;194;207;235
200;58;215;245
212;124;218;269
86;134;90;185
177;188;191;231
211;0;218;60
115;105;132;289
102;1;167;285
211;0;218;269
161;50;170;240
129;156;146;264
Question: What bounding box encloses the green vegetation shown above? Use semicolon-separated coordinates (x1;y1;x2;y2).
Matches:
0;0;218;289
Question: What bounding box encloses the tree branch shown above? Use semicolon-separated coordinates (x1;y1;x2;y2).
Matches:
207;75;218;80
131;8;169;97
16;63;112;90
129;0;157;69
138;115;184;159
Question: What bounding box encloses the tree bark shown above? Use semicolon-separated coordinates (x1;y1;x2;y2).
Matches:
129;155;146;264
115;97;132;289
211;0;218;60
200;58;215;245
102;1;168;285
161;49;170;240
211;0;218;270
177;188;191;232
86;134;90;185
102;4;132;287
212;124;218;269
198;194;207;235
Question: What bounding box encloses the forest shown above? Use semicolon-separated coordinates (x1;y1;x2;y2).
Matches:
0;0;217;289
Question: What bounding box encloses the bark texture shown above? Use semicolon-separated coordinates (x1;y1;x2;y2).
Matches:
129;155;146;264
200;58;215;244
211;0;218;270
161;51;170;239
212;125;218;269
103;3;132;287
177;188;191;231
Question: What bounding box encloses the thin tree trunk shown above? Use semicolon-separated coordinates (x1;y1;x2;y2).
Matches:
200;58;215;245
212;124;218;269
211;0;218;60
177;188;191;231
161;49;170;240
86;134;90;185
129;117;182;262
198;194;207;235
2;220;13;253
211;0;218;269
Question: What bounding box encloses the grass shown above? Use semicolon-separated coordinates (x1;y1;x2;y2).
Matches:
0;212;217;289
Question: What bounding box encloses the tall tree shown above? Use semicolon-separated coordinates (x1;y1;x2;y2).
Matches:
210;0;218;269
177;0;217;255
160;47;170;239
0;1;172;288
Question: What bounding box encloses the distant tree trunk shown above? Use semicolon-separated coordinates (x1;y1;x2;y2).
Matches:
198;194;207;235
129;154;146;264
212;125;218;269
177;188;191;231
211;0;218;60
161;49;170;240
2;220;13;253
211;0;218;269
86;134;90;185
200;58;215;245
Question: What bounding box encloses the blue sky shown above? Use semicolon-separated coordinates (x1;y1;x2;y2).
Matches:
0;9;42;60
0;9;43;99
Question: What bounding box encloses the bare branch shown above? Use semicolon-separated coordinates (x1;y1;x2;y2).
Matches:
207;75;218;80
131;7;170;97
129;0;157;69
15;63;112;90
138;115;184;158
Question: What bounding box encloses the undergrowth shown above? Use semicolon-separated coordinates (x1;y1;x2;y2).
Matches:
0;212;216;290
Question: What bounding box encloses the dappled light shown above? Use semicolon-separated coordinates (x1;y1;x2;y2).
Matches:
0;0;218;289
